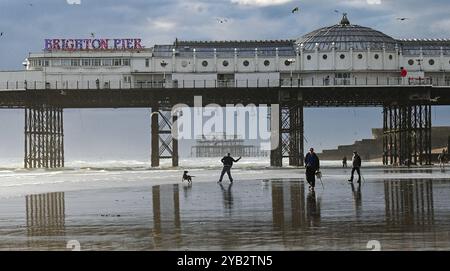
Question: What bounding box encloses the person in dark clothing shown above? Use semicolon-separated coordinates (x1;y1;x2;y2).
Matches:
304;148;320;191
218;153;241;183
342;156;348;168
348;151;362;183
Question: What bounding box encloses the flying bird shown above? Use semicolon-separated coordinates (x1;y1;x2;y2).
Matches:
216;18;228;24
292;7;300;13
90;32;95;38
430;96;440;102
0;32;3;37
397;17;409;21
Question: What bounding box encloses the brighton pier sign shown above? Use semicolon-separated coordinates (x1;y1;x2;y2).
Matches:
44;38;144;51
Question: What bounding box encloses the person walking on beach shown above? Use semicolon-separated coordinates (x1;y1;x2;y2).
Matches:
304;148;320;191
438;148;447;169
218;153;241;183
348;151;362;183
342;156;348;168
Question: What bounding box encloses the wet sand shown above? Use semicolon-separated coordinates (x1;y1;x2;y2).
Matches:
0;167;450;251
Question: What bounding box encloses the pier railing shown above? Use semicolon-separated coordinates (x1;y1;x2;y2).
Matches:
0;77;447;91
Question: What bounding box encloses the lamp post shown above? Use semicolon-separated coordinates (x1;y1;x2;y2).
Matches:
287;58;296;86
416;58;423;72
160;60;168;87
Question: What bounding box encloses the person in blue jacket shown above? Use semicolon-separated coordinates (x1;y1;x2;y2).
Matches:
304;148;320;191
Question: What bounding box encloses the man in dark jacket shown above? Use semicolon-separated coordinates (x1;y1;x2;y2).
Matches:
348;151;362;183
218;153;241;183
304;148;320;191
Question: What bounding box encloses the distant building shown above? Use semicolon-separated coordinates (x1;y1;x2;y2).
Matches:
319;126;450;161
191;134;268;158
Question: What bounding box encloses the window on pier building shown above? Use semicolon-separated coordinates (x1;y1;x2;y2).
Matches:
145;58;150;67
52;59;61;66
113;59;122;66
92;59;101;66
70;59;80;66
102;59;112;66
123;59;130;66
82;59;91;66
61;59;71;66
123;76;131;83
335;72;351;85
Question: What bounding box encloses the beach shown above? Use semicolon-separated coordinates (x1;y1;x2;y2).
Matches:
0;158;449;251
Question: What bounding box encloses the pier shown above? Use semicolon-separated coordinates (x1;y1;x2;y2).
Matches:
1;80;449;169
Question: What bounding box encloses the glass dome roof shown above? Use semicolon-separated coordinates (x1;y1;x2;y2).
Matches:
296;14;398;51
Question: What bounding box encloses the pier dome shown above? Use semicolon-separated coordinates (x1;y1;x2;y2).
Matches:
296;14;397;51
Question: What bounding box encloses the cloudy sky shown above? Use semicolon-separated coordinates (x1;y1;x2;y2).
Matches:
0;0;449;163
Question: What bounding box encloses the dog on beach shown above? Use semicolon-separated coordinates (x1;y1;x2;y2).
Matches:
182;171;194;184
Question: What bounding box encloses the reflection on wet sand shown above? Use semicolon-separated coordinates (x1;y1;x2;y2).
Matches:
26;192;66;249
7;175;448;250
219;183;233;213
384;179;434;226
351;183;362;218
152;184;181;248
306;191;321;227
182;183;192;199
271;181;320;229
383;169;433;174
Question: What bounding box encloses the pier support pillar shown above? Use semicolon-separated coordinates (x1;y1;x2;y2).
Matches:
24;106;64;169
151;106;160;167
287;102;304;166
382;103;432;166
271;90;304;167
270;104;282;167
447;136;450;151
151;106;179;167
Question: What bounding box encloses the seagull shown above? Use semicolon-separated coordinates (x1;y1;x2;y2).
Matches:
90;32;95;38
397;17;409;21
292;7;300;13
0;32;3;37
216;18;228;24
430;96;440;102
